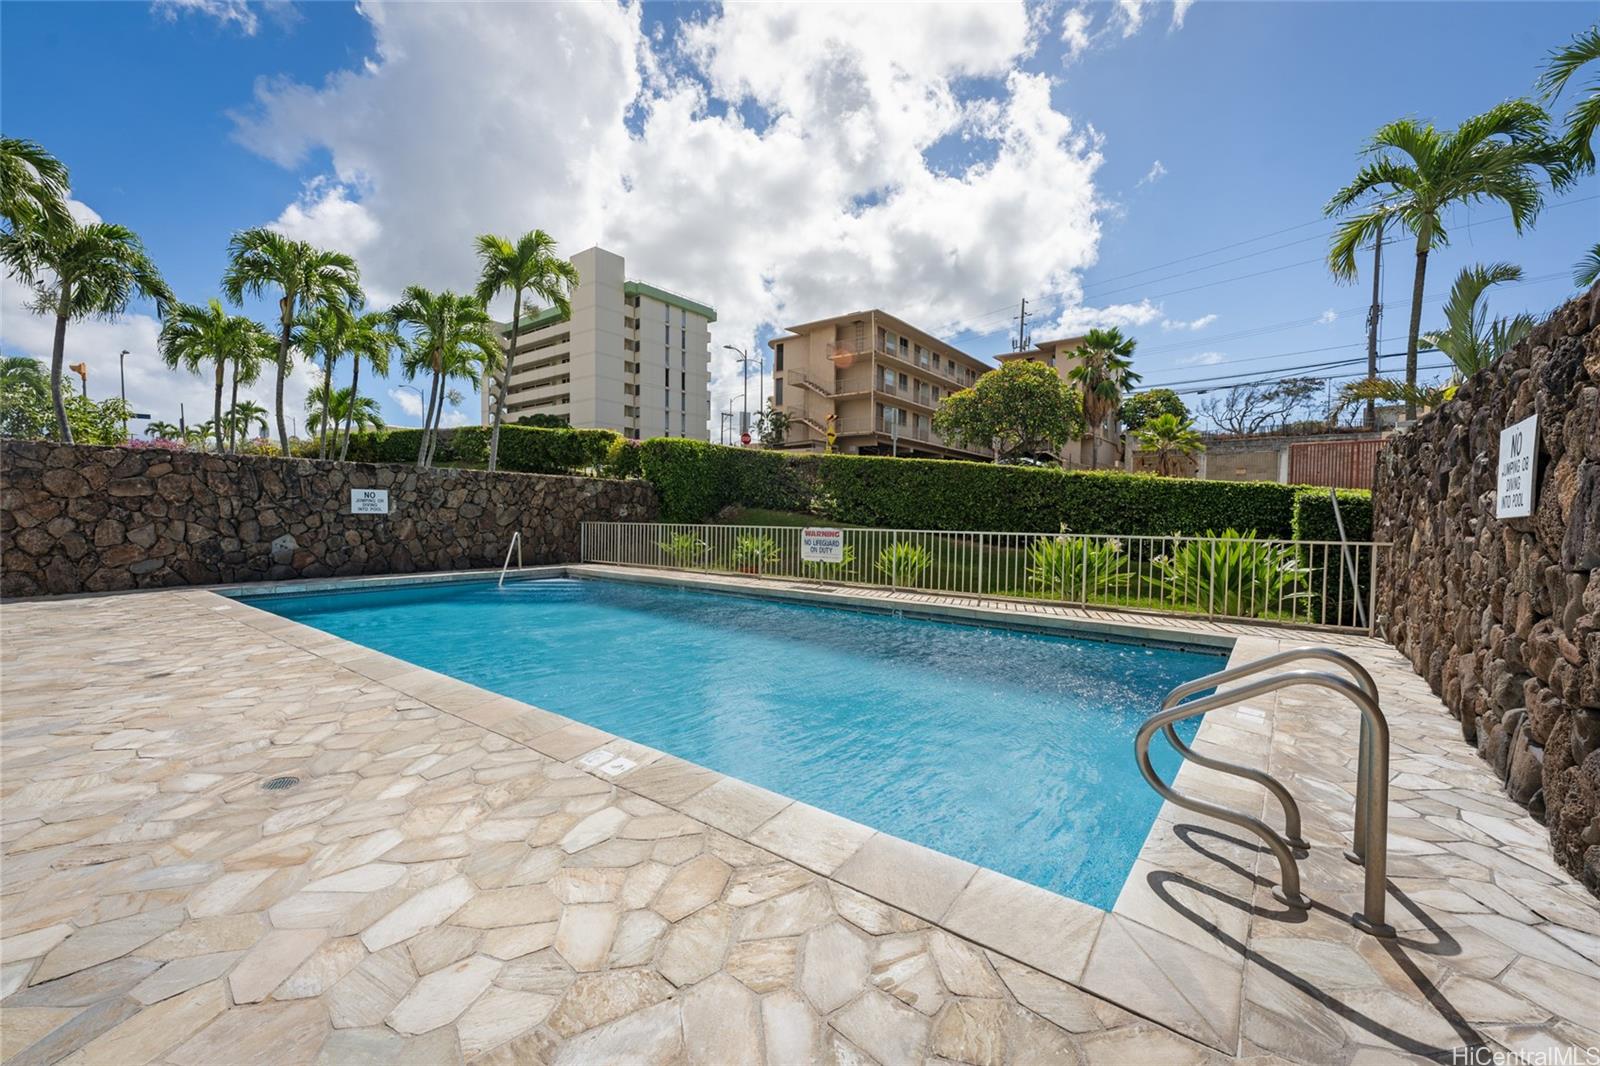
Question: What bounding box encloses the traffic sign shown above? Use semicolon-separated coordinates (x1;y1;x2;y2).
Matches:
740;431;751;445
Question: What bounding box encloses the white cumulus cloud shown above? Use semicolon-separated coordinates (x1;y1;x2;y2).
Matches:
1043;299;1162;336
1318;308;1338;324
1178;350;1225;366
1161;312;1216;331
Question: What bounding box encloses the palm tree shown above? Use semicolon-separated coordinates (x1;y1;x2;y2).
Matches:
224;400;269;445
225;325;272;452
220;228;361;457
1135;412;1204;477
1421;262;1535;380
144;420;182;440
391;287;502;470
1540;25;1600;286
0;355;48;396
307;386;384;438
1325;101;1555;419
294;304;351;460
0;219;172;442
337;311;399;460
474;231;579;472
1066;328;1141;469
183;422;215;450
158;298;266;452
0;137;71;236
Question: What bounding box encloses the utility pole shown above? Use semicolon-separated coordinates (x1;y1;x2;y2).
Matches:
119;349;129;441
723;344;758;438
1011;297;1032;352
1364;216;1385;431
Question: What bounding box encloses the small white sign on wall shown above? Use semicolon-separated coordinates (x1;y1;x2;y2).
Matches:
801;527;845;563
350;488;390;515
1496;414;1538;519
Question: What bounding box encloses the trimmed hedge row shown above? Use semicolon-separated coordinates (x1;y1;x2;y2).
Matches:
638;438;1376;540
336;425;622;475
1290;488;1374;542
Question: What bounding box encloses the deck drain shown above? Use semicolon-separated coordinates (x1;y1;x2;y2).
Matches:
261;775;301;791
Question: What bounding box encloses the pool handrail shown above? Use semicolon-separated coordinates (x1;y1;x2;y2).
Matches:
498;532;523;588
1135;646;1393;937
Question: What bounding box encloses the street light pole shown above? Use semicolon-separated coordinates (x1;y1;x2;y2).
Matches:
119;349;129;441
723;344;757;441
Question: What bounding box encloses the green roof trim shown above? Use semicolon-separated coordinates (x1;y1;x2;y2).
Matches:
504;304;569;335
624;281;717;323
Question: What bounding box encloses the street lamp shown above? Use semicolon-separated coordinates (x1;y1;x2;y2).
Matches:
119;349;129;441
394;384;425;428
722;344;759;442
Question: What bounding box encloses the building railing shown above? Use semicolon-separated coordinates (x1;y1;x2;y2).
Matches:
579;523;1389;633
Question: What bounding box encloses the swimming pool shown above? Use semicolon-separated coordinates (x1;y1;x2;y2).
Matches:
249;576;1225;910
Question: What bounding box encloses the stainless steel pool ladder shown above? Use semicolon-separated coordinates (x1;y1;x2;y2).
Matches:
498;532;523;588
1134;646;1394;937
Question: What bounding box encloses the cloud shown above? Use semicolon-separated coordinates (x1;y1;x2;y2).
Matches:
232;2;1113;427
388;386;423;419
1116;0;1145;37
1060;7;1092;62
1317;308;1338;324
1178;350;1226;366
1161;312;1216;331
1043;299;1162;336
1137;160;1167;187
1172;0;1197;30
150;0;259;35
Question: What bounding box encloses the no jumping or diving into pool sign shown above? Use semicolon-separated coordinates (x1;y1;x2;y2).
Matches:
1496;414;1538;519
801;527;845;563
350;488;390;515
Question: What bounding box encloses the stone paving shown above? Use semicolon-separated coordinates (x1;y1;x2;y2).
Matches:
1;570;1598;1065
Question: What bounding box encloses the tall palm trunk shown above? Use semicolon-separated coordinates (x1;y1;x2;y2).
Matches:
274;300;292;457
212;360;226;453
50;291;72;444
416;355;441;471
488;290;522;472
423;363;446;468
340;357;360;461
227;360;241;453
1403;241;1429;422
318;352;335;459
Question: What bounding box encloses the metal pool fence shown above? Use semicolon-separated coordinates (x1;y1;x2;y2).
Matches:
579;523;1389;633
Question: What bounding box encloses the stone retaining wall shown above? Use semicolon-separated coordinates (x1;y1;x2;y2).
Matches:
1374;285;1600;893
0;442;658;597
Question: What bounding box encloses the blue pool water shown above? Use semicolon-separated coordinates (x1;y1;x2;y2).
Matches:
251;577;1223;909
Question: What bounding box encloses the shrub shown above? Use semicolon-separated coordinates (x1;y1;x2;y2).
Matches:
729;534;781;572
658;532;708;566
605;437;644;479
1291;488;1373;542
638;439;811;521
875;541;933;587
1024;533;1132;598
336;425;620;475
1151;529;1312;618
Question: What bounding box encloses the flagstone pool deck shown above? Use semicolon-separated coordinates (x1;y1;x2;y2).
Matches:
2;566;1597;1065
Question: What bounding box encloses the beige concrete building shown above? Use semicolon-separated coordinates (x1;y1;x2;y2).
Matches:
768;310;992;459
485;247;715;440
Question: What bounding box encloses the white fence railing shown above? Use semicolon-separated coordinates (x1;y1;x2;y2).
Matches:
579;523;1388;633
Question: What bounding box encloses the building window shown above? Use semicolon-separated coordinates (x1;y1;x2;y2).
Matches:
679;371;685;391
882;367;894;390
774;380;783;405
898;372;908;390
774;343;784;371
664;367;671;387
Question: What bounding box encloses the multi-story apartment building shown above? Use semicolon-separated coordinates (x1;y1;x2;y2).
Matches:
767;310;992;459
484;246;715;441
993;335;1123;468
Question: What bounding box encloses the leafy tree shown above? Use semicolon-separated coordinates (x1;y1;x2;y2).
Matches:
0;137;70;236
1198;377;1325;436
1066;328;1140;468
0;356;52;438
1134;412;1205;476
755;401;790;448
1;218;172;442
516;413;570;428
932;358;1083;462
474;230;579;472
391;286;502;470
1325;101;1557;419
337;311;399;461
1120;387;1187;432
158;298;266;452
1421;262;1535;379
221;228;362;457
1539;25;1600;285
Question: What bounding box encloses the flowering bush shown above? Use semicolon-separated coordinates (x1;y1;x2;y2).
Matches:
123;438;186;452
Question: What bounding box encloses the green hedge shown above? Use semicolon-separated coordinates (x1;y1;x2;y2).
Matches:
337;425;621;475
638;439;811;521
1290;487;1373;542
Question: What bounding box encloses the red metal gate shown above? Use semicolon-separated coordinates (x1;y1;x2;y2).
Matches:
1289;439;1381;489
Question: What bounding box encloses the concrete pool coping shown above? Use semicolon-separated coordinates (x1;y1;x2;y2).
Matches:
204;562;1306;1051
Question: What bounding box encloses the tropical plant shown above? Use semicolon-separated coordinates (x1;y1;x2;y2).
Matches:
1;218;172;442
1066;328;1140;468
874;540;932;587
729;534;781;572
1120;387;1187;433
474;230;579;472
158;298;265;452
756;402;791;449
1421;262;1536;379
801;543;857;581
224;400;269;444
0;137;70;236
1540;25;1600;285
183;421;216;450
391;287;502;470
223;329;272;453
306;386;384;438
293;303;350;460
932;358;1084;462
144;419;182;440
1334;377;1452;416
658;532;708;566
336;311;399;461
1024;533;1131;599
1134;412;1205;476
1325;101;1557;418
0;357;52;439
221;228;362;457
56;394;135;446
1151;530;1311;619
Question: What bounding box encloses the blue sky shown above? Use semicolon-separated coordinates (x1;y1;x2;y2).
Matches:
2;1;1595;434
